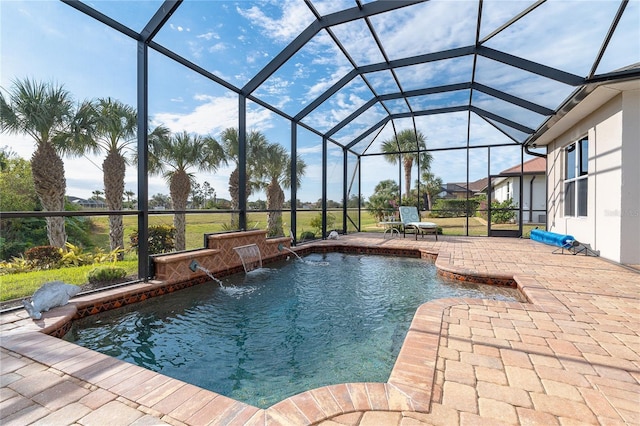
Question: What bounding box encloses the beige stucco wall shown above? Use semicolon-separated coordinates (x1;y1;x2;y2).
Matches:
547;89;639;265
620;89;640;265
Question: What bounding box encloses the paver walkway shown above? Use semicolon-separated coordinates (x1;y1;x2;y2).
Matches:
1;235;638;425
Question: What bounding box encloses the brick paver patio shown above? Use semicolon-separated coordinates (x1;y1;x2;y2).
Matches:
1;234;638;425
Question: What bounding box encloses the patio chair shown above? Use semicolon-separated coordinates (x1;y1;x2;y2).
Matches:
398;206;438;240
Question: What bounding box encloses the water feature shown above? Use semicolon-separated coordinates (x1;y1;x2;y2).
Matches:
233;244;262;273
277;243;303;261
278;243;329;266
189;260;225;287
65;253;522;408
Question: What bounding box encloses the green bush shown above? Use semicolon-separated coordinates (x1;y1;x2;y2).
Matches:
87;266;127;283
299;231;316;241
59;242;94;267
309;212;336;234
431;198;480;218
130;225;176;254
23;245;62;269
490;199;517;224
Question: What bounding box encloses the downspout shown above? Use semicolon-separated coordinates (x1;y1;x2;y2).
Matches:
529;175;535;223
524;142;547;158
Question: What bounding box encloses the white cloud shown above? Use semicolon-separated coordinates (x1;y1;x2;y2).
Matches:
153;95;238;135
236;0;314;44
207;42;227;53
197;31;219;41
170;23;189;32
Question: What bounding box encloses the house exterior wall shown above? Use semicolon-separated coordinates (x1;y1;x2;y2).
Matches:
547;89;639;265
620;89;640;265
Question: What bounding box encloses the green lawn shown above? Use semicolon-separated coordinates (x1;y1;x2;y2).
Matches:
1;260;138;302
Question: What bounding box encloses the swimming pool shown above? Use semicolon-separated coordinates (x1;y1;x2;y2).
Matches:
64;253;521;408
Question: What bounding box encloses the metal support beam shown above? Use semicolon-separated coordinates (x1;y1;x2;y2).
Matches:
472;83;555;116
136;40;150;280
477;46;584;86
343;149;348;233
589;0;628;78
61;0;140;40
346;116;390;149
291;122;298;244
140;0;181;43
238;95;247;230
322;137;328;238
470;106;535;134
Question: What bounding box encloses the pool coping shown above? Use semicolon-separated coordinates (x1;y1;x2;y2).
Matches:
0;242;563;425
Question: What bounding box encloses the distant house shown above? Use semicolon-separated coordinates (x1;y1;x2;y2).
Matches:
67;196;107;209
490;157;547;224
440;178;488;199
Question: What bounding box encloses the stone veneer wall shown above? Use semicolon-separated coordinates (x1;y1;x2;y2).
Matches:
152;230;291;284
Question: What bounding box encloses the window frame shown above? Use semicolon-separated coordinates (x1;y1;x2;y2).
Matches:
563;136;589;217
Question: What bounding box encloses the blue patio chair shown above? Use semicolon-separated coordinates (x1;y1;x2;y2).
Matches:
398;206;438;240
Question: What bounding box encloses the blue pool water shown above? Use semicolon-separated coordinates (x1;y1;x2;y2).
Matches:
64;253;520;408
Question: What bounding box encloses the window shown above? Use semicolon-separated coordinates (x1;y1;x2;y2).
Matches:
564;137;588;216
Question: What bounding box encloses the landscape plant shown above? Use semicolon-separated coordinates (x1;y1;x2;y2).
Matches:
256;142;306;237
148;130;225;251
0;78;94;247
380;129;432;198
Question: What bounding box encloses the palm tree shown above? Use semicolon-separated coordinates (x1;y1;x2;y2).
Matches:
0;78;93;247
257;143;306;237
85;98;137;258
417;171;443;211
91;189;104;201
219;128;268;228
124;189;135;208
381;129;432;199
148;130;226;251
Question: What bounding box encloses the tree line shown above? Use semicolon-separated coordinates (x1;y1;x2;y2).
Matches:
1;78;306;257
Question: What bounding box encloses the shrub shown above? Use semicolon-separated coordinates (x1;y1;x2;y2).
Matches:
490;199;517;224
431;198;480;218
24;246;62;269
87;266;127;283
299;231;316;241
309;212;336;234
130;225;176;254
59;242;94;267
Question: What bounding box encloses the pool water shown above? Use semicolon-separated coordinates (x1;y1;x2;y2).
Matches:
64;253;520;408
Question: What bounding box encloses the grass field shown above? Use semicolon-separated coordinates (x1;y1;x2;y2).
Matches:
101;211;534;250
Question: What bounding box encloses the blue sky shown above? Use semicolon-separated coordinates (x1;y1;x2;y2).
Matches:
1;0;638;204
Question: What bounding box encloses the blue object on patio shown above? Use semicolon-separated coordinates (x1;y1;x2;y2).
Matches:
530;229;574;248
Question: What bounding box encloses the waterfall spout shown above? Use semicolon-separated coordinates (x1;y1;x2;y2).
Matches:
189;260;225;287
278;243;303;261
233;244;262;273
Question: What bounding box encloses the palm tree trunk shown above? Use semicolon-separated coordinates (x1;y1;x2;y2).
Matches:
229;167;240;228
229;167;252;230
266;179;284;237
31;143;67;247
170;170;190;251
103;152;126;259
403;157;413;199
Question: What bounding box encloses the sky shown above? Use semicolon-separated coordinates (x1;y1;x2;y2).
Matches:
1;0;638;204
